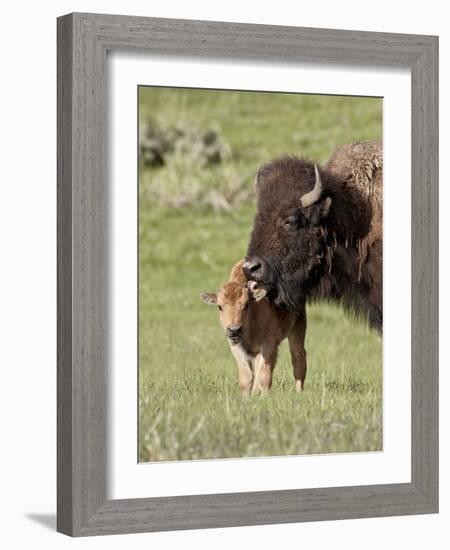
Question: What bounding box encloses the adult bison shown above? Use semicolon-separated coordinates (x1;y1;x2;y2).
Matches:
243;141;383;333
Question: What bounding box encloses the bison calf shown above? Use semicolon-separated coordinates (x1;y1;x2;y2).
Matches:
201;260;307;394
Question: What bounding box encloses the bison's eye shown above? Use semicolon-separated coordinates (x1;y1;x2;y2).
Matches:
284;215;299;230
218;305;223;311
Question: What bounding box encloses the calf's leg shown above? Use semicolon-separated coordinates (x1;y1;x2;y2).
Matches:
288;313;307;392
252;348;277;393
230;344;253;395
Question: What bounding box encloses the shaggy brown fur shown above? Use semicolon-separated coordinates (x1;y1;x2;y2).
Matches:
325;141;383;270
245;140;383;333
201;260;307;394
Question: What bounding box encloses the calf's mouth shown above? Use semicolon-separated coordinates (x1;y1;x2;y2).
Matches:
226;327;242;345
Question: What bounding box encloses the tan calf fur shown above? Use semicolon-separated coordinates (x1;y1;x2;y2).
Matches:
201;260;307;394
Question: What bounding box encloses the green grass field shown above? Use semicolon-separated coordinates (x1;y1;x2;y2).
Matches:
139;87;383;462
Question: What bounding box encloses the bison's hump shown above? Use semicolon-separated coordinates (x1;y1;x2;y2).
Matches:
325;140;383;269
325;140;382;199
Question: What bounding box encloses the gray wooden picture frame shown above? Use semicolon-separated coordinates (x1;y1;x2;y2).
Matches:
57;12;439;537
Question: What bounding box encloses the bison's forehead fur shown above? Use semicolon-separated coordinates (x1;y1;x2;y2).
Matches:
255;156;318;209
248;156;325;257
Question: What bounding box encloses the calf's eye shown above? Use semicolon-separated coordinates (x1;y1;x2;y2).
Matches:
218;305;223;311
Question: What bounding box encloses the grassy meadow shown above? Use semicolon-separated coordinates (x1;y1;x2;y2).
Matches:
139;87;383;462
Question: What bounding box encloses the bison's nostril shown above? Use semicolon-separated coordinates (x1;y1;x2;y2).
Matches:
243;257;263;280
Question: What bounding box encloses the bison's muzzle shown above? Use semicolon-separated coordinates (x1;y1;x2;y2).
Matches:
243;256;265;283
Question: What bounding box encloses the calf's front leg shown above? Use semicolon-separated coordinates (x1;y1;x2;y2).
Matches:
230;344;253;395
252;347;277;393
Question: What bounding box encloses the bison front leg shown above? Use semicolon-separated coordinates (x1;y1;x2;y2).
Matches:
252;349;277;394
288;312;307;392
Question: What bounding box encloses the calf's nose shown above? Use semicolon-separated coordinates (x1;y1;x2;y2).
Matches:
227;325;242;338
243;257;263;281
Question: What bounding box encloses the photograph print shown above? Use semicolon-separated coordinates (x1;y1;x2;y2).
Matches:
138;86;383;462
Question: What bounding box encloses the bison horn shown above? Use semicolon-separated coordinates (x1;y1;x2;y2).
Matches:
300;164;323;208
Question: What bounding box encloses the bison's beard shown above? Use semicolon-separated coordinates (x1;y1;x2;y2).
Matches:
274;274;307;312
249;257;308;313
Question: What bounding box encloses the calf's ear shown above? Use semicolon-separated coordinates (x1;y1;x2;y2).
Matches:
306;196;332;225
200;292;218;305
